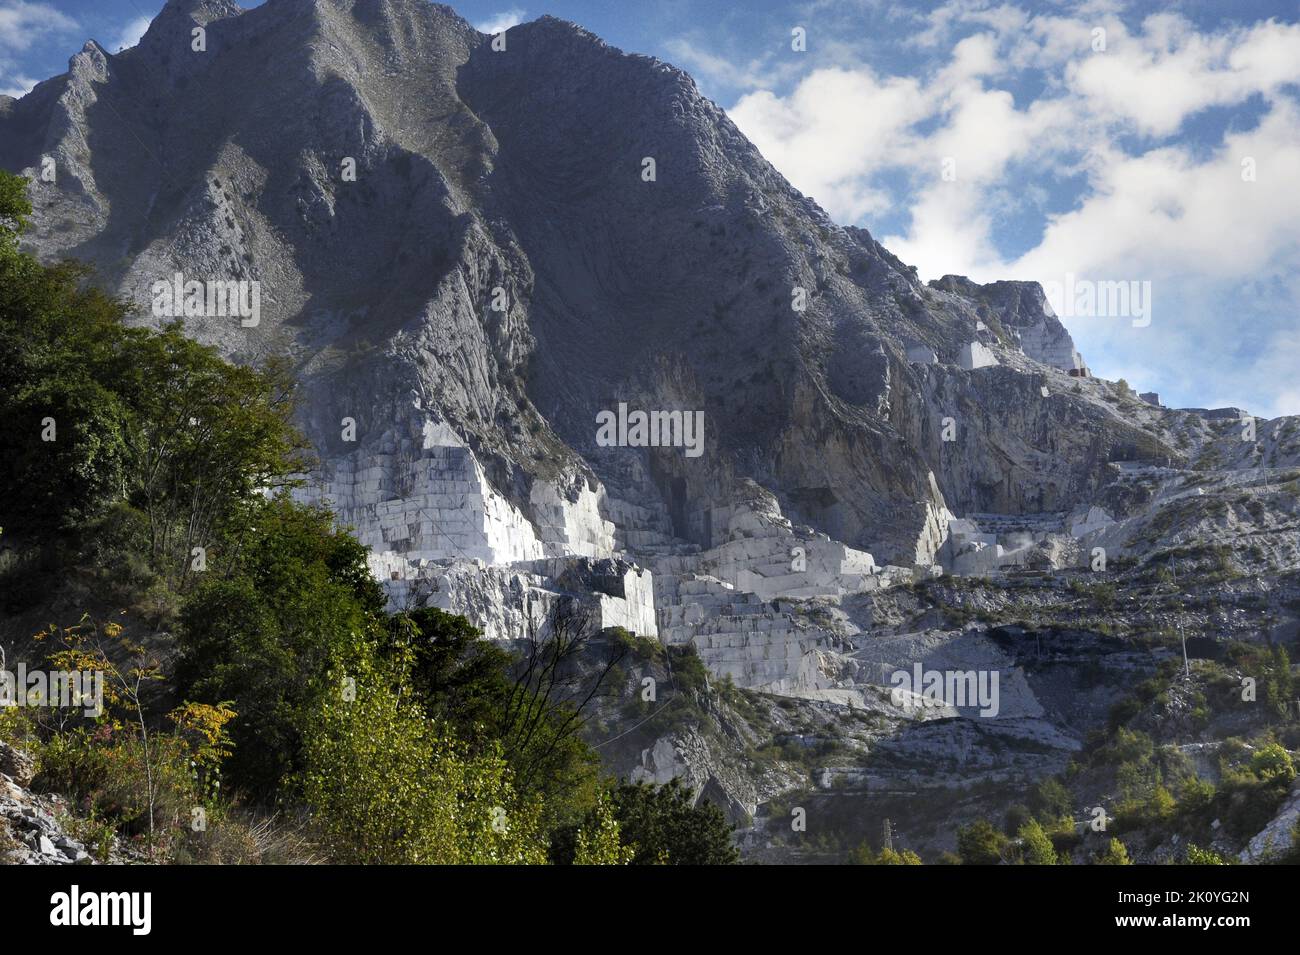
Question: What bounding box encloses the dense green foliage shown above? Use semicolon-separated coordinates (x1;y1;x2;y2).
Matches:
552;779;740;865
296;652;548;865
175;497;385;796
0;168;307;608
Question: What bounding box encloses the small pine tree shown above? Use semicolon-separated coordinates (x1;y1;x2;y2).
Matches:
1096;837;1132;865
1185;843;1230;865
1018;819;1059;865
957;819;1009;865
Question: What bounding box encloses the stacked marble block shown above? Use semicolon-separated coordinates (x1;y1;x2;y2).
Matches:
606;496;699;558
316;432;622;552
640;499;887;694
709;535;879;600
528;480;617;559
516;557;658;638
303;440;545;583
654;574;838;695
386;556;659;642
946;517;1006;576
692;500;883;600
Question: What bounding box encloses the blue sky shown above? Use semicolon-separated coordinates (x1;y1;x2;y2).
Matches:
3;0;1299;416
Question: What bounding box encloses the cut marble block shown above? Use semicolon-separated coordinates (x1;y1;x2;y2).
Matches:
1016;317;1087;373
299;425;928;697
376;554;658;641
958;340;998;370
530;478;617;559
296;424;545;565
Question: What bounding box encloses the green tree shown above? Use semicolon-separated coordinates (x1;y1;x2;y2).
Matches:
1030;777;1073;823
1096;837;1132;865
175;496;385;796
1185;843;1230;865
851;843;923;865
1017;819;1059;865
554;779;739;865
388;604;606;831
573;793;635;865
608;779;738;865
297;660;545;865
1250;742;1296;782
386;607;515;735
113;331;309;586
957;819;1009;865
0;169;307;575
877;847;923;865
0;167;32;257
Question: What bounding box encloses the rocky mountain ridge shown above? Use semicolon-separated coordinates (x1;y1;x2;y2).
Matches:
4;0;1299;862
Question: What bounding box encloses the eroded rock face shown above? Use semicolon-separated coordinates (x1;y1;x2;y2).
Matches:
930;276;1086;374
0;0;1182;588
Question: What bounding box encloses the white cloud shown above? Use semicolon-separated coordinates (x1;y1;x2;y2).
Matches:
722;2;1300;414
731;67;929;220
0;71;35;97
475;8;525;36
1007;100;1300;416
1068;15;1300;136
109;14;153;54
663;37;771;91
0;0;77;97
0;1;75;52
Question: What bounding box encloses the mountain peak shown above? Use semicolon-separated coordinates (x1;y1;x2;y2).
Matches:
156;0;244;24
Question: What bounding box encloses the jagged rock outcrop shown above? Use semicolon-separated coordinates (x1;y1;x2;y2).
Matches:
930;275;1087;374
0;742;94;865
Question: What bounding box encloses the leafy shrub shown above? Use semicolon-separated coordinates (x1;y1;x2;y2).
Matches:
296;662;545;865
1249;743;1296;782
957;819;1009;865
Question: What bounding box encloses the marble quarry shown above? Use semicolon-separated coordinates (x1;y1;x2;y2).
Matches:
285;402;1131;699
941;507;1116;577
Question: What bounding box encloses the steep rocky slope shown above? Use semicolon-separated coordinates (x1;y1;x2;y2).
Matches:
4;0;1298;862
0;0;1178;568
